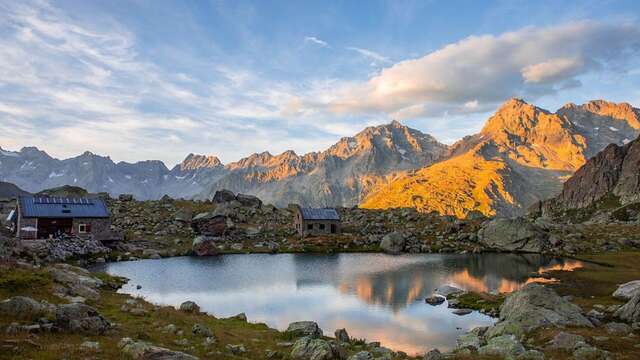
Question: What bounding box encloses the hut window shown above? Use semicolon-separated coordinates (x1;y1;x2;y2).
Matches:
307;224;313;230
78;223;91;233
319;224;325;230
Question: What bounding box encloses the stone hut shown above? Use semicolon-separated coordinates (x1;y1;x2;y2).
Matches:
292;205;341;237
13;196;112;240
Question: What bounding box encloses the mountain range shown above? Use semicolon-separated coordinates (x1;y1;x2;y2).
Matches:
1;99;638;217
362;99;640;217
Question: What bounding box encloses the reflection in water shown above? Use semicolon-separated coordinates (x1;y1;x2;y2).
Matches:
93;253;581;355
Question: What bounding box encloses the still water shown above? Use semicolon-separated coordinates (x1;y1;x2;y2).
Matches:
94;253;581;355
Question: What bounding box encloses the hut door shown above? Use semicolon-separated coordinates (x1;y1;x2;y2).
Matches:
330;224;337;234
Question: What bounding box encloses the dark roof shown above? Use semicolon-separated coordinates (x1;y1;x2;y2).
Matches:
18;196;109;218
300;207;340;221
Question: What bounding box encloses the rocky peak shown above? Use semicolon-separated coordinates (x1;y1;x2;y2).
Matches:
481;98;554;137
179;154;223;171
541;134;640;212
559;100;640;129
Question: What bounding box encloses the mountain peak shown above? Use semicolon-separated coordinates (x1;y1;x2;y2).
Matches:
180;153;223;171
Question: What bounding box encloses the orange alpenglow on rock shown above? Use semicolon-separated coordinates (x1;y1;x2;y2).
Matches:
361;99;640;218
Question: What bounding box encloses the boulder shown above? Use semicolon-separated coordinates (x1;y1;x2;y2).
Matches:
423;349;443;360
212;189;236;204
285;321;323;338
179;301;200;313
174;209;193;223
486;283;592;338
334;328;349;343
119;337;199;359
192;236;220;256
478;218;550;253
55;303;110;335
477;335;525;360
425;295;445;306
380;232;405;254
290;337;340;360
435;285;464;298
614;293;640;323
604;322;631;335
236;193;262;208
612;280;640;300
547;332;585;351
0;296;46;320
49;265;104;301
191;214;227;236
455;333;482;352
192;323;213;337
348;351;373;360
119;194;134;201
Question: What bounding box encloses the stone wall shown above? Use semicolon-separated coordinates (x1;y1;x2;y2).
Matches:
302;220;341;237
17;217;37;239
72;218;112;239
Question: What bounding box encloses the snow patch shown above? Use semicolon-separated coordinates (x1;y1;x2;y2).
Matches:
20;161;35;170
48;171;64;178
82;161;90;166
0;150;19;157
397;148;407;155
623;138;631;144
107;177;114;183
175;175;188;180
609;126;618;131
125;175;132;179
73;178;78;183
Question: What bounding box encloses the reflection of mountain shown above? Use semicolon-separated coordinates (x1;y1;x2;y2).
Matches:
334;254;581;310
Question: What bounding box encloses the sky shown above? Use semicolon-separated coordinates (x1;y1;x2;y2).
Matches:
0;0;639;166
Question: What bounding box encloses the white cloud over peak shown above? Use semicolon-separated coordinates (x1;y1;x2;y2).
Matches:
300;21;640;119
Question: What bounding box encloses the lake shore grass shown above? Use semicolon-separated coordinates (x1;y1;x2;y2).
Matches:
1;250;639;359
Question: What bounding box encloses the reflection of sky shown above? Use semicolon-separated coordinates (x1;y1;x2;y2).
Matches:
95;253;579;355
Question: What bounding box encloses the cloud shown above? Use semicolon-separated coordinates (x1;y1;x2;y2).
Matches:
346;47;391;64
302;21;640;119
0;1;347;165
304;36;328;47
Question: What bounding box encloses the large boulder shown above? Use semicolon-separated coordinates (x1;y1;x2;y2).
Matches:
612;280;640;300
179;301;200;313
119;337;199;359
614;293;640;323
0;296;47;320
49;264;103;301
486;283;592;338
290;337;342;360
212;189;236;204
192;236;220;256
191;213;227;236
477;335;525;360
478;218;550;253
380;232;405;254
286;321;323;338
235;193;262;208
55;303;110;335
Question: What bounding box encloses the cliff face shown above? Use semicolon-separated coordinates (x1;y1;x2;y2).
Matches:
538;135;640;213
362;99;640;218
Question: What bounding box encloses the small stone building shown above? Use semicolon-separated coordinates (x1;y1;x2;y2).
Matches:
292;205;341;237
13;196;112;240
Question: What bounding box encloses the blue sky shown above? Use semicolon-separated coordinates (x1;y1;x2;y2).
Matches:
0;0;639;165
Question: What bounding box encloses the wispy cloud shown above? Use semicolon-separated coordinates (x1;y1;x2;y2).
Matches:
300;21;640;119
346;47;391;64
0;1;347;164
304;36;329;47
